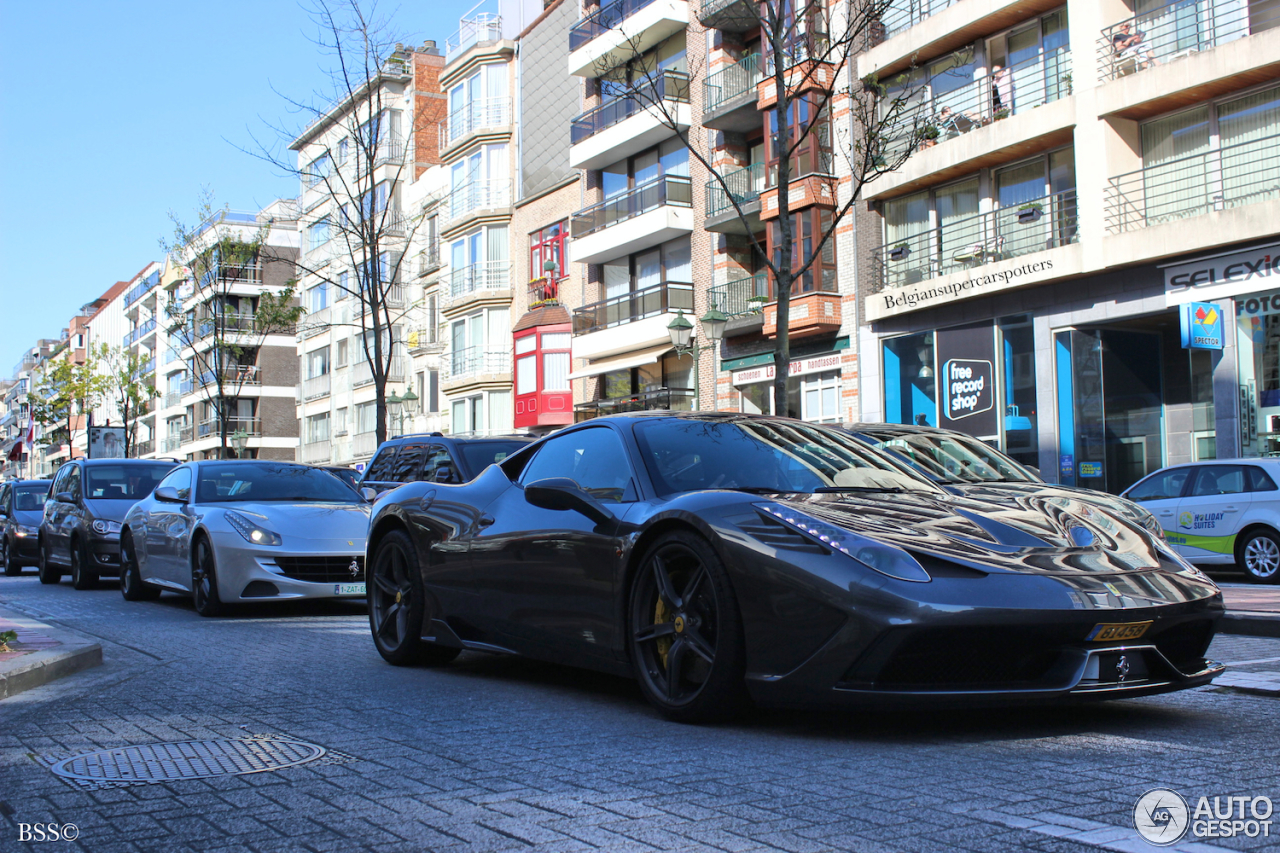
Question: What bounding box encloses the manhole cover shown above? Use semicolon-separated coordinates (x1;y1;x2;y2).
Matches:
49;736;326;783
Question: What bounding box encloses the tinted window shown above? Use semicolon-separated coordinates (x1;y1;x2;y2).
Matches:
14;484;48;511
1248;466;1278;492
456;440;529;476
422;446;461;484
364;446;399;482
0;485;8;512
51;466;71;499
859;429;1039;484
1189;465;1247;497
520;428;636;502
157;468;193;501
85;464;173;500
1127;468;1191;502
389;443;428;482
196;462;360;503
66;466;82;500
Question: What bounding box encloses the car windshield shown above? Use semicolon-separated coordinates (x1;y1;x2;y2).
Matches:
85;464;175;500
14;485;49;511
457;440;529;475
857;430;1040;484
196;462;361;503
633;419;941;497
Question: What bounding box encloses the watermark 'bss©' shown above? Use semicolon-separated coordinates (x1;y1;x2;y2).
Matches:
17;823;79;842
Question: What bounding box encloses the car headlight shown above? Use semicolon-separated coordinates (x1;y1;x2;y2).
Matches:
91;520;122;535
1132;506;1164;537
15;524;37;537
754;502;932;582
225;511;283;546
1154;540;1212;582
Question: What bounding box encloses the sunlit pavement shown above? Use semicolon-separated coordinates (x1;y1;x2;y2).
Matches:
2;571;1279;853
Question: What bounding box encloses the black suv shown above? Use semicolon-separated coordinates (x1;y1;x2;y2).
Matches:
0;479;52;575
358;433;534;494
39;458;178;589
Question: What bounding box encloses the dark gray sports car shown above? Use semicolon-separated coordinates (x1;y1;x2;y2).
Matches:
364;412;1224;721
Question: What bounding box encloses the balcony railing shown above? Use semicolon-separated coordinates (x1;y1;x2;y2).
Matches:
573;281;694;335
570;175;692;238
874;189;1078;289
353;431;378;458
570;0;659;50
447;347;512;380
447;261;511;304
354;356;406;387
194;313;257;339
1105;132;1280;234
447;99;512;145
303;374;332;400
446;13;503;62
704;53;761;113
706;163;764;218
196;417;263;440
373;137;405;167
196;365;262;389
447;180;511;223
878;0;965;40
419;245;441;277
571;71;690;145
709;273;769;316
132;439;154;458
163;434;184;453
123;317;157;347
302;440;332;464
575;387;695;420
139;357;156;377
882;49;1073;155
163;389;182;409
123;272;161;308
1097;0;1278;81
200;262;262;287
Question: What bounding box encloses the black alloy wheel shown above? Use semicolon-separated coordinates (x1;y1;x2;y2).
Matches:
37;538;62;585
1;538;17;576
1237;528;1280;584
70;538;99;590
628;531;748;723
368;530;459;666
191;536;226;617
120;532;160;602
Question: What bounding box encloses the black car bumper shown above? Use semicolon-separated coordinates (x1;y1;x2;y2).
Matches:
11;535;41;561
88;539;121;575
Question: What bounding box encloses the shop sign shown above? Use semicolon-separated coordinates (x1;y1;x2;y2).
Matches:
730;353;842;385
942;359;993;422
1165;242;1280;304
1235;289;1280;318
1059;454;1074;480
1179;302;1224;350
936;323;999;437
1078;461;1103;478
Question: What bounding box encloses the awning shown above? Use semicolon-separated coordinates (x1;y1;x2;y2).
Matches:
567;344;673;381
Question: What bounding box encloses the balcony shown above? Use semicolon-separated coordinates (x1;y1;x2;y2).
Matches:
445;99;512;149
573;281;694;335
446;180;511;229
199;262;262;288
569;175;693;264
123;317;157;347
874;189;1078;289
445;347;511;382
302;440;332;464
132;439;154;458
1097;0;1279;82
190;365;262;392
123;271;161;308
354;356;406;388
569;71;690;171
373;137;405;168
196;417;263;440
575;387;694;420
528;277;561;304
353;431;378;458
163;434;184;454
709;272;769;336
446;13;503;64
1105;132;1280;234
445;261;511;309
419;245;441;277
568;0;688;78
163;389;182;410
705;163;764;233
703;53;761;130
408;324;440;351
697;0;757;32
303;374;332;401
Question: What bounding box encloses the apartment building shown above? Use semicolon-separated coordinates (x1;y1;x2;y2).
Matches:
0;341;59;479
292;42;448;466
855;0;1279;492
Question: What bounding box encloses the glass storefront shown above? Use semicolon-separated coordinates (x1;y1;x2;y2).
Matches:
738;370;842;422
1235;289;1280;456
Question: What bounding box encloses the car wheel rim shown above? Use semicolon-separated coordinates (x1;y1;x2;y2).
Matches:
193;541;213;607
1245;537;1280;578
121;538;133;592
632;545;718;705
71;545;80;583
371;542;413;649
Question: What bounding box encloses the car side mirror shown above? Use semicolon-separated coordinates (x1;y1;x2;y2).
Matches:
1024;465;1040;476
524;477;615;526
55;491;74;504
0;508;7;519
154;486;184;504
360;487;379;503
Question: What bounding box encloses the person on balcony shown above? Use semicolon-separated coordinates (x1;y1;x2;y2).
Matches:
1112;22;1155;72
990;66;1013;118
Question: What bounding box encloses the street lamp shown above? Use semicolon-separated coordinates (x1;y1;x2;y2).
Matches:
387;388;420;436
667;307;728;412
229;429;249;459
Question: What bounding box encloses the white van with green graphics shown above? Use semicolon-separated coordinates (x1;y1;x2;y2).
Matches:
1123;459;1280;583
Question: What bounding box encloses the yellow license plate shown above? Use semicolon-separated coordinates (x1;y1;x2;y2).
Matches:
1086;621;1152;642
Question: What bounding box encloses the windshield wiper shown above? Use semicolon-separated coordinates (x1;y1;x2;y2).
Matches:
814;486;906;493
728;486;797;494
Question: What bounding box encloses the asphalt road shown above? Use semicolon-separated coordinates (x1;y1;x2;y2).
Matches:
2;571;1279;853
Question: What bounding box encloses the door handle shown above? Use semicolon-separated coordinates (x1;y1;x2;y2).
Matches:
477;514;495;529
1158;510;1173;516
1224;506;1238;512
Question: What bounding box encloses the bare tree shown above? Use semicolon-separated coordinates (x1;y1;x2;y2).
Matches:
589;0;929;414
162;193;304;458
93;343;160;458
248;0;433;447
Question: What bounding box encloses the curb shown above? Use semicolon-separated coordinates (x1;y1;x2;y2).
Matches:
1219;611;1280;639
0;611;103;700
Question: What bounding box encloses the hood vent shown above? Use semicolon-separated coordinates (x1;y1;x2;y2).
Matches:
741;513;829;554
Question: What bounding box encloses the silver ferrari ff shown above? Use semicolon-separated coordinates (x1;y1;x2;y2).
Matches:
119;460;371;616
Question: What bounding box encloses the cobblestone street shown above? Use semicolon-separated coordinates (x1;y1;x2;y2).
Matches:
2;573;1279;853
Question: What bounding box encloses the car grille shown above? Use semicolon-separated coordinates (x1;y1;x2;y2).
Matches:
1149;619;1215;672
866;627;1064;688
273;556;365;584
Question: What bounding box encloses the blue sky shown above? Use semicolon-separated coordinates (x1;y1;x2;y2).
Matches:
0;0;479;375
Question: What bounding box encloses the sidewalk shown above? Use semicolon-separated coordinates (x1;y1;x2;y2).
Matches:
1219;583;1280;638
0;607;102;699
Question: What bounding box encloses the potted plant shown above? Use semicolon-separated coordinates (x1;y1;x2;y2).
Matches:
747;295;769;314
889;242;911;261
1017;202;1044;224
918;125;939;149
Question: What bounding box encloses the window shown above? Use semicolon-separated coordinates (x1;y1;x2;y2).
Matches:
601;238;692;301
422;446;461;483
336;137;349;165
428;370;440;413
84;464;172;499
306;348;330;379
306;413;331;444
308;283;328;313
519;427;636;501
738;371;840;422
307;219;330;252
530;221;568;281
336;338;349;368
356;401;376;434
305;153;330;187
766;95;832;186
543;332;571;392
601;139;688;199
603;352;693;401
767;209;836;295
389;443;429;481
335;407;349;436
364;446;399;482
156;467;192;501
1128;468;1192;501
1189;465;1247;497
336;271;350;301
1249;466;1278;491
449;226;508;292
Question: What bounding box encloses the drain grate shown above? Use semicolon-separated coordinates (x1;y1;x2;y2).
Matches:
48;736;326;784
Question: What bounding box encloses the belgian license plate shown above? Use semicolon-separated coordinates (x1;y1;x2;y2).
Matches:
1086;621;1152;642
334;582;366;596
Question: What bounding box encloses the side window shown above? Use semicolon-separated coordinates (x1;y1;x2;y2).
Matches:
364;446;399;482
389;443;429;482
157;468;192;501
0;485;9;513
424;446;462;484
518;428;636;502
51;466;70;499
1189;465;1247;497
1127;468;1191;502
66;466;82;501
1247;466;1278;492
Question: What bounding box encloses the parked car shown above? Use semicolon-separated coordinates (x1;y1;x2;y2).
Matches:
0;479;52;575
364;412;1222;722
1122;459;1280;583
38;459;177;589
120;460;371;616
357;433;534;494
846;423;1165;537
321;466;361;490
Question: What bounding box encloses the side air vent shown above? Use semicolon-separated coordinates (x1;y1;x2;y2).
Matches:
740;513;829;554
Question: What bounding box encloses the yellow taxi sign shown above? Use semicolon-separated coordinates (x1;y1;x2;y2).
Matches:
1086;621;1153;642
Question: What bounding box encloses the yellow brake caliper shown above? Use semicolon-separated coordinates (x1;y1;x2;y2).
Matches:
654;597;673;669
